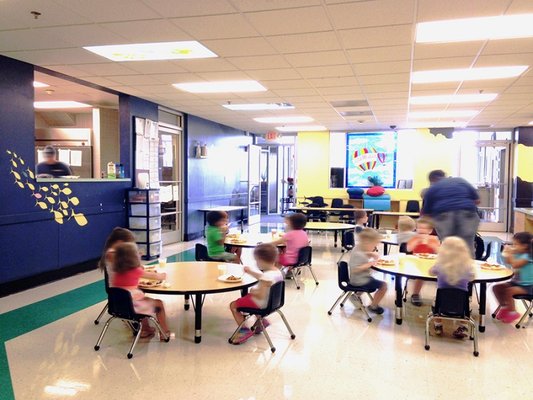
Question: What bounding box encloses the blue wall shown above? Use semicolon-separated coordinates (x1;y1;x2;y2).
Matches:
0;55;158;292
185;115;253;239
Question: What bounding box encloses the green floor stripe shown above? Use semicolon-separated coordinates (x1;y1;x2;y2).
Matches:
0;247;195;400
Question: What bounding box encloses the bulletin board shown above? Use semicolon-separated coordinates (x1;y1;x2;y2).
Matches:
134;116;159;189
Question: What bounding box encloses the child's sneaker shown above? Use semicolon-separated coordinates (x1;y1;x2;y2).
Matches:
434;324;443;336
410;294;422;307
232;327;254;344
501;310;520;324
452;326;468;339
252;318;270;334
368;305;384;314
495;307;507;320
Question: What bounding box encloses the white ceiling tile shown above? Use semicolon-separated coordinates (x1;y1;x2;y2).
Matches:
72;63;139;76
55;0;161;22
0;29;72;52
246;68;302;81
417;0;510;21
353;61;411;76
176;58;238;73
272;88;320;97
40;64;94;78
262;80;312;89
171;14;258;40
317;86;363;95
506;0;533;13
414;42;482;59
346;45;412;64
363;83;410;93
474;54;533;67
140;0;236;17
151;73;203;84
123;61;188;75
413;57;474;70
228;55;291;70
328;0;414;29
246;7;332;36
366;92;409;100
340;25;413;49
358;73;410;85
107;74;164;85
202;37;277;57
42;25;128;47
308;76;360;87
81;76;123;87
284;51;348;67
195;71;252;81
298;65;354;79
233;0;321;12
2;48;105;65
267;31;341;53
102;19;193;43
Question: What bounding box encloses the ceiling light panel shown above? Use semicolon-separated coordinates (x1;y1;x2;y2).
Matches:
409;93;498;105
417;14;533;43
223;103;294;111
412;66;528;83
173;80;267;93
84;41;217;61
33;81;50;88
254;116;313;123
34;101;91;109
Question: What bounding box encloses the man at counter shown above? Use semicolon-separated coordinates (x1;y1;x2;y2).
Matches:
36;145;73;178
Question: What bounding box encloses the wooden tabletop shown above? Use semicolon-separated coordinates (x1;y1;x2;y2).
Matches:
198;206;247;212
141;262;258;295
373;211;420;216
290;206;372;212
224;233;284;248
372;254;513;283
305;222;356;230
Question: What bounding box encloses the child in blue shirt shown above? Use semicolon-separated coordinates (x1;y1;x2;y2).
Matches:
493;232;533;324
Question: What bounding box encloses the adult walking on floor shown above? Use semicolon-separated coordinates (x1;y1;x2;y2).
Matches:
421;169;480;254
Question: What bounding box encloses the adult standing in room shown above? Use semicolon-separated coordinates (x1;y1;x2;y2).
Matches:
421;169;480;254
36;145;73;178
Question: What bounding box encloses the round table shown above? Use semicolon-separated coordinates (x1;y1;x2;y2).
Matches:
372;254;513;332
304;222;355;248
380;233;398;255
142;262;257;343
224;233;284;248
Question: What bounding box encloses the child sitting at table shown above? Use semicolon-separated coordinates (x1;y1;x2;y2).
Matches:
205;210;241;263
493;232;533;324
229;243;283;344
428;236;475;338
348;228;387;314
397;216;417;248
354;210;368;233
271;213;309;273
112;242;170;340
407;217;441;306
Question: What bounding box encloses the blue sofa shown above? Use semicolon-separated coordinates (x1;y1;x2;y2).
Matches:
362;193;391;211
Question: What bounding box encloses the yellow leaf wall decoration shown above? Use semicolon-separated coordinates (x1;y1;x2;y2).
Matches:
36;202;47;209
62;188;72;195
26;182;35;190
53;211;64;224
46;197;56;204
16;181;24;188
73;213;88;226
69;197;80;206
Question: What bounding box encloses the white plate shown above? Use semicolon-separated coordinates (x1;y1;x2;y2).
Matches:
218;274;243;283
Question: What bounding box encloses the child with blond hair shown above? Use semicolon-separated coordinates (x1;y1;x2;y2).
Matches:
429;237;474;338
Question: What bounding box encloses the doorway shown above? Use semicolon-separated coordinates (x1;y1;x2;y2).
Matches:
158;110;184;244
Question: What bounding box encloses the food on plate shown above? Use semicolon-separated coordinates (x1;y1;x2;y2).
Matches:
226;275;240;281
415;253;437;259
377;259;395;266
480;262;504;271
138;279;162;287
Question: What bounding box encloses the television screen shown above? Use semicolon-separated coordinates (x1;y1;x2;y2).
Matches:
345;132;397;188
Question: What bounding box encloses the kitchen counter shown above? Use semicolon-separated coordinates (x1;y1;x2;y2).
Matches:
514;208;533;233
37;178;131;183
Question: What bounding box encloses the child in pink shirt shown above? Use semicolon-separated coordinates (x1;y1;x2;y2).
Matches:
272;213;309;271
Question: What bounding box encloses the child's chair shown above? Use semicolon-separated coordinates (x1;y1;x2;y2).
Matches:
94;268;110;325
195;243;216;261
492;294;533;329
228;281;295;353
425;288;479;357
94;288;170;359
327;261;377;323
338;231;355;263
285;246;317;289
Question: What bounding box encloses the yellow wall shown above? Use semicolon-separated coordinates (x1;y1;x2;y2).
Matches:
516;143;533;182
296;129;456;209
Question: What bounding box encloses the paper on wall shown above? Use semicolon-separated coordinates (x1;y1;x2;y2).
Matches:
70;150;82;167
58;149;70;164
37;149;45;163
135;117;145;135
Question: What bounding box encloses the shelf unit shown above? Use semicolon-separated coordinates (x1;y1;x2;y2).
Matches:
127;189;161;260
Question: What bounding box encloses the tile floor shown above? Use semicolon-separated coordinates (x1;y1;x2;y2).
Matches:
1;223;530;400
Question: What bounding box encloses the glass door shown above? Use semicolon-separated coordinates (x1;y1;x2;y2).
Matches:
475;140;512;232
248;144;261;225
158;123;183;244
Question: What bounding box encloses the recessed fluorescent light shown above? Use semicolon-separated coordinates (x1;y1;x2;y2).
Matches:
417;14;533;43
409;93;498;105
254;116;313;123
173;80;266;93
34;101;91;109
33;81;49;88
84;41;217;61
412;66;528;84
223;103;294;111
276;125;327;132
528;121;533;125
409;110;479;119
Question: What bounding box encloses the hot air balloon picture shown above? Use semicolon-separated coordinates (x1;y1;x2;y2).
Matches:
345;132;397;188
